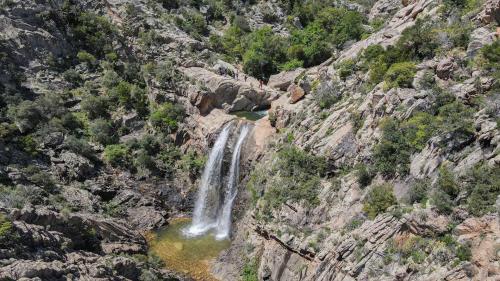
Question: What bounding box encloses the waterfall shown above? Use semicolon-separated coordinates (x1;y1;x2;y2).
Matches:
186;123;232;237
184;122;251;239
215;124;251;240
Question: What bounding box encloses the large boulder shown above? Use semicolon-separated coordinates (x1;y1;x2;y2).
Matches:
268;68;304;91
467;27;496;58
436;57;457;80
476;0;500;24
52;151;95;182
288;84;305;104
180;67;279;112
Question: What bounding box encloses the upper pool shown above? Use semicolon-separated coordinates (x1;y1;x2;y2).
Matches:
230;110;268;121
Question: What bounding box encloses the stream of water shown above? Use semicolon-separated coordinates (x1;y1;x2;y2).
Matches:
185;122;251;239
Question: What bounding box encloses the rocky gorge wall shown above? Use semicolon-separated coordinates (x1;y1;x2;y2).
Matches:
0;0;499;280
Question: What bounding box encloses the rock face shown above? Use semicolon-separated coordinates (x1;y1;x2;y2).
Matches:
180;67;280;113
1;0;499;280
211;0;500;280
0;205;183;281
268;68;305;91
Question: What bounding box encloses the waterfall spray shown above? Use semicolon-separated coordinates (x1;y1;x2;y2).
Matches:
184;121;251;239
215;124;250;240
185;123;232;237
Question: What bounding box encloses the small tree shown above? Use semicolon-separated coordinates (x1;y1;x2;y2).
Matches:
436;165;459;198
150;103;185;133
104;144;129;167
384;62;416;90
363;184;397;219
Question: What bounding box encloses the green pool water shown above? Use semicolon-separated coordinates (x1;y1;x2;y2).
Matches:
147;218;230;281
231;110;268;121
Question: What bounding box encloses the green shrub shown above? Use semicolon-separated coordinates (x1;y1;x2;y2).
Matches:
179;150;205;178
63;69;83;86
279;59;303;71
396;18;438;60
19;135;38;156
153;61;182;88
175;10;208;38
156;144;181;177
0;214;18;246
63;135;95;160
384;62;416;90
313;81;341;109
243;27;287;80
436;165;459;198
479;40;500;80
101;70;121;89
77;50;96;64
89;119;117;145
109;81;132;107
23;165;56;192
373;118;412;177
356;164;373;187
404;112;438;150
104;144;129;167
276;145;327;178
133;149;157;175
431;189;453;214
408;179;430;204
150;103;185;133
249;145;327;219
72;12;116;57
81;95;109;119
363;183;397;219
337;59;356;79
465;164;500;216
241;259;258;281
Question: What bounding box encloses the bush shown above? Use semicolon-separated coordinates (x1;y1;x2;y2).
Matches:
465;164;500;216
0;214;18;246
243;27;287;80
241;259;258;281
279;59;303;71
363;184;397;219
313;81;341;109
23;165;56;193
396;19;438;60
150;103;185;133
101;70;121;89
108;81;132;107
373;118;412;177
408;179;430;204
356;164;373;187
63;69;83;86
63;135;95;160
81;95;109;119
77;50;96;65
436;165;459;198
104;144;129;167
337;59;356;79
431;189;453;214
249;145;327;219
479;40;500;80
404;112;438;150
175;10;208;38
89;119;117;145
72;12;116;57
178;150;205;178
384;62;416;90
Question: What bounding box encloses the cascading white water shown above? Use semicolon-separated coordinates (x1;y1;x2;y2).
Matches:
215;124;250;240
185;123;232;237
184;122;251;239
